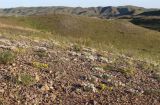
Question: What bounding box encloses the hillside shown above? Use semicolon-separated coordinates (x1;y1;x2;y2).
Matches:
0;6;160;104
0;6;157;18
138;10;160;16
0;24;160;105
0;14;160;60
131;16;160;32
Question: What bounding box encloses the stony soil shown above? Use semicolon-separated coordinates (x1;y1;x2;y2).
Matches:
0;35;159;105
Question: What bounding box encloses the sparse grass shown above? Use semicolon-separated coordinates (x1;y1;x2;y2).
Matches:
35;51;48;58
144;89;160;95
103;57;136;76
101;74;111;80
139;62;153;71
17;73;35;86
0;50;15;64
0;14;160;61
19;47;28;53
72;44;82;52
119;66;136;76
103;65;115;71
152;72;160;82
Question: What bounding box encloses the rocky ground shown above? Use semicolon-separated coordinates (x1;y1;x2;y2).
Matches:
0;34;159;105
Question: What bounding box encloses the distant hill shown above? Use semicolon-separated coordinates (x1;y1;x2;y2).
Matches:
131;16;160;32
0;6;157;18
130;10;160;31
138;10;160;16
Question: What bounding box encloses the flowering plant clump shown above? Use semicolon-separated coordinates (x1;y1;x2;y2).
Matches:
32;62;49;69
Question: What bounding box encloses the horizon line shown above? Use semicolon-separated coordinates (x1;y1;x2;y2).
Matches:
0;5;159;9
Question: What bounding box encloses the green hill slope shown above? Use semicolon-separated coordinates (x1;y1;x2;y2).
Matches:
0;14;160;60
131;17;160;32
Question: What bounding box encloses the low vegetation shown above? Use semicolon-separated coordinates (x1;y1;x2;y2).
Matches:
32;61;49;69
35;50;48;58
0;50;15;64
18;73;35;86
131;17;160;32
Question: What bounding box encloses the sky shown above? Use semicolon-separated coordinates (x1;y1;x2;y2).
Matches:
0;0;160;9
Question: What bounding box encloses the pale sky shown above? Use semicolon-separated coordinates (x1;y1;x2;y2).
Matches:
0;0;160;8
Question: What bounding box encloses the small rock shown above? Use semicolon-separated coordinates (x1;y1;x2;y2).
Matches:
83;83;97;92
79;75;87;81
35;73;40;82
0;89;4;93
0;39;12;45
86;100;97;105
92;67;104;72
12;63;16;67
10;46;19;52
118;81;125;87
86;55;97;61
33;46;47;52
51;94;57;101
88;76;99;83
107;79;112;82
100;57;109;63
126;88;138;93
75;88;82;94
41;83;50;91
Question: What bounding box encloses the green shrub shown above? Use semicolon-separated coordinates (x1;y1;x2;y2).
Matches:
99;83;113;91
152;72;160;81
119;66;136;76
103;65;115;71
36;51;48;58
0;50;15;64
72;44;82;52
32;62;49;69
18;74;35;86
99;83;107;91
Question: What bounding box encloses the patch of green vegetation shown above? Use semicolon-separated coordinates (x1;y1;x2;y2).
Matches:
144;89;160;96
0;50;15;64
35;51;48;58
99;83;107;91
103;57;136;76
99;83;113;91
152;72;160;82
72;44;82;52
18;74;35;86
119;66;136;76
101;74;111;80
103;65;115;71
32;62;49;69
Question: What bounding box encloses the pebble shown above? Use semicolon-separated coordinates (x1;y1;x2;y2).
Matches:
83;83;97;93
41;83;50;91
0;89;4;93
12;63;16;67
33;46;47;52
